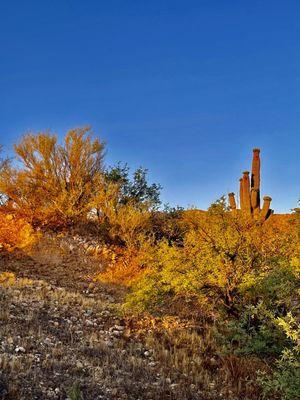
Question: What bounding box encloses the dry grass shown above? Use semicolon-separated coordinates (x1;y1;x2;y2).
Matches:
0;241;270;400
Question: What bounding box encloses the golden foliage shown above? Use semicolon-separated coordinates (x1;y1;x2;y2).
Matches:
0;271;16;286
0;127;104;227
0;212;39;251
98;237;154;286
125;207;300;316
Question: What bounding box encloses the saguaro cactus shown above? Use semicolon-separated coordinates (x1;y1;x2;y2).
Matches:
228;149;273;221
228;192;237;211
242;171;252;215
251;148;260;190
261;196;272;220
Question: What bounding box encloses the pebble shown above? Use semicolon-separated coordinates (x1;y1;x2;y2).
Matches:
76;361;84;369
148;361;156;367
15;346;26;353
170;384;179;390
114;325;125;331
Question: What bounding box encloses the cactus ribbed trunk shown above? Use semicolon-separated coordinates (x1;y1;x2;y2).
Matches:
239;178;244;210
228;192;237;210
242;171;251;215
251;148;261;213
250;189;260;216
261;196;272;220
251;148;260;190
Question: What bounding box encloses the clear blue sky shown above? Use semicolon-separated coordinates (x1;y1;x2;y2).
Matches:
1;1;299;212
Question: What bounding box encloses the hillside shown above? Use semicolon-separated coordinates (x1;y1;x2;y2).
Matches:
0;238;248;400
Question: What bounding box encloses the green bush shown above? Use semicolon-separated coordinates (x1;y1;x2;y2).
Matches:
257;313;300;400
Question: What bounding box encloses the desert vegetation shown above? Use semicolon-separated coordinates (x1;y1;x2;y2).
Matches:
0;128;299;400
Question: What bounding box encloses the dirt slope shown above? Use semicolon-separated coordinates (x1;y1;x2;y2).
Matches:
0;249;219;400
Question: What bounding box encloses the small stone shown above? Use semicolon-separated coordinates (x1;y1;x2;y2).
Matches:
15;346;26;353
210;357;217;366
170;384;179;390
148;361;156;367
76;361;84;369
114;325;125;331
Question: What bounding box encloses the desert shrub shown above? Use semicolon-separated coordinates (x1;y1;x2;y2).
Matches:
257;313;300;400
126;201;299;318
105;203;151;249
0;212;39;251
242;259;300;311
217;302;292;357
97;235;155;286
0;127;104;227
219;257;299;356
149;205;186;245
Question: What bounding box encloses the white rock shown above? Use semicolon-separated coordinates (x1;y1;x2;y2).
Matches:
114;325;125;331
148;361;156;367
15;346;26;353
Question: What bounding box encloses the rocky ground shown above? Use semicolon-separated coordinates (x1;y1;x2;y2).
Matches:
0;237;262;400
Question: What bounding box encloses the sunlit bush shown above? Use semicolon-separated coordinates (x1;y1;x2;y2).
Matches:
126;203;299;317
0;128;105;227
257;313;300;400
97;236;155;286
0;212;38;251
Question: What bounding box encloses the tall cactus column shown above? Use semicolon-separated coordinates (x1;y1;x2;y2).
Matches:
250;148;261;215
242;171;251;215
261;196;272;220
251;148;261;190
228;192;237;212
239;178;244;210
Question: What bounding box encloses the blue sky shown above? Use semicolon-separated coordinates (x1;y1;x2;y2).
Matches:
1;1;299;212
